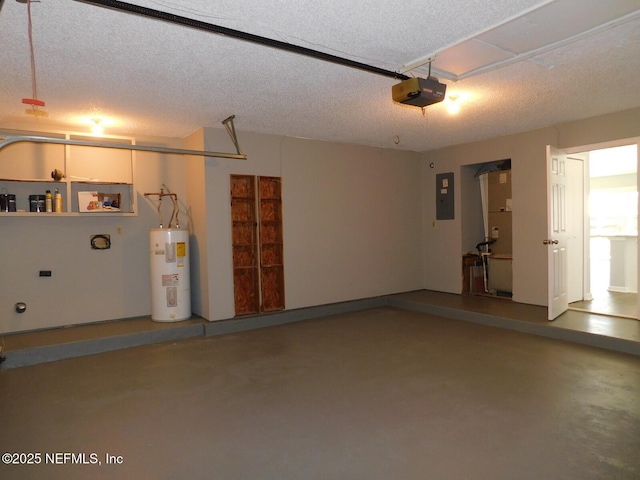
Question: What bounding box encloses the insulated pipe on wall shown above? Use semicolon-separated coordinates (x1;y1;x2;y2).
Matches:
73;0;411;82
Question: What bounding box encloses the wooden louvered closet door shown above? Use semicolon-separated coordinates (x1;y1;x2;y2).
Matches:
230;175;285;315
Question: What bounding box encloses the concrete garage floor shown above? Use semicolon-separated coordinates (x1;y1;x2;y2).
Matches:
1;307;639;479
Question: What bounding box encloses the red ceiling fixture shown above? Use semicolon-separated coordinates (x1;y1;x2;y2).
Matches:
20;0;46;116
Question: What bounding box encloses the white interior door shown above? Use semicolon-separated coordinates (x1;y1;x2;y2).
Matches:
566;157;585;303
547;145;569;320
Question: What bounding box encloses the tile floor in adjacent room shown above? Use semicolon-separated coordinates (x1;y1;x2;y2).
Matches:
570;291;637;319
1;306;639;480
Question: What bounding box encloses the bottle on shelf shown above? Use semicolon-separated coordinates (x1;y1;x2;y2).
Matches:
45;190;52;213
54;189;63;213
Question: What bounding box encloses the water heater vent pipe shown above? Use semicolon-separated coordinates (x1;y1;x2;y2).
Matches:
144;185;179;228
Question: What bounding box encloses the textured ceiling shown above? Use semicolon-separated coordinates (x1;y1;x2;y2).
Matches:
1;0;639;152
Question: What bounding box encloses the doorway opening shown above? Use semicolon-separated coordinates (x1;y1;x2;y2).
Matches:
461;159;513;299
567;143;638;319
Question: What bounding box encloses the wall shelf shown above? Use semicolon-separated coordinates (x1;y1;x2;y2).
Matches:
0;212;138;218
0;130;137;216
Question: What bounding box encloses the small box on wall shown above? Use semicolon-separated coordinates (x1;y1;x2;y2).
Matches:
78;191;121;212
436;172;454;220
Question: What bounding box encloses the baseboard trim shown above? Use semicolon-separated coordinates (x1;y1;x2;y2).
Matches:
389;296;640;357
204;296;388;337
3;291;638;369
2;323;204;369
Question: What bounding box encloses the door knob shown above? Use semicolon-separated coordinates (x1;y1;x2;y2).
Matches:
543;239;559;245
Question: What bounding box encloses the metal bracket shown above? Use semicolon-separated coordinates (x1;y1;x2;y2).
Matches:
222;115;242;156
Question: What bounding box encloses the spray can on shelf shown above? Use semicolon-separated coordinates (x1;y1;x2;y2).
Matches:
45;190;52;213
54;189;62;213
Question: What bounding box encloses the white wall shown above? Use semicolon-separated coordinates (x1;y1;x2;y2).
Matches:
281;136;423;309
421;107;640;307
190;129;424;320
200;128;284;321
3;107;638;333
2;125;423;332
0;130;188;333
422;128;556;305
183;128;209;319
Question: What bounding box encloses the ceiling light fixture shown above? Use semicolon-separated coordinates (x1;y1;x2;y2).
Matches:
91;118;103;135
447;95;460;114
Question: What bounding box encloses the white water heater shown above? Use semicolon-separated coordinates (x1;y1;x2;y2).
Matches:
150;228;191;322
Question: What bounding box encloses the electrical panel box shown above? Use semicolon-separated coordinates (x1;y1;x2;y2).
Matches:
436;172;454;220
